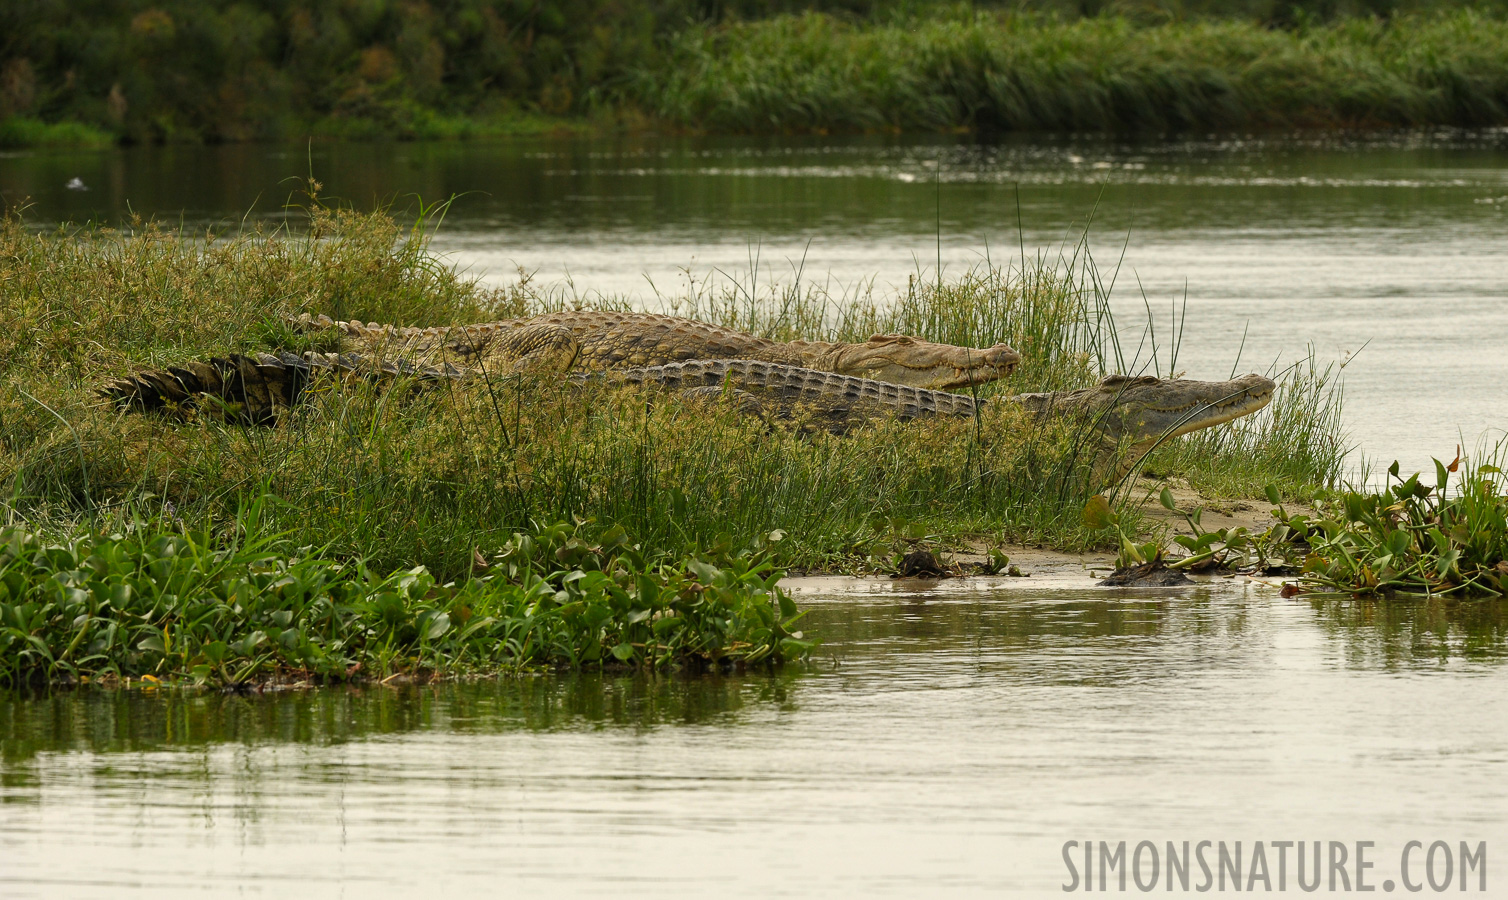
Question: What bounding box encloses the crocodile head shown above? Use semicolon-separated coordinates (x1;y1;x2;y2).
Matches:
1011;373;1276;483
1090;373;1277;446
827;335;1021;390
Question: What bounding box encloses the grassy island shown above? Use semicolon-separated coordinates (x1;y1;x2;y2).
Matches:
0;201;1345;684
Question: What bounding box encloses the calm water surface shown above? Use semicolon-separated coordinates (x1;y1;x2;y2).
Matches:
3;579;1507;897
3;132;1507;474
4;136;1507;895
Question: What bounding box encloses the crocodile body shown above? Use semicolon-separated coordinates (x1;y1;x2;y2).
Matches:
102;354;1274;482
294;311;1021;391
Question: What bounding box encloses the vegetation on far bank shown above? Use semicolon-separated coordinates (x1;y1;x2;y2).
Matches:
5;3;1508;146
645;10;1508;134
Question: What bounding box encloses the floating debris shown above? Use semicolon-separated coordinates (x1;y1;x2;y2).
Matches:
894;548;949;579
1098;558;1193;587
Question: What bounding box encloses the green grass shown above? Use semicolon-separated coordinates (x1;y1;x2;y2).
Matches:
0;198;1351;682
303;107;598;142
0;117;116;149
638;10;1508;134
0;200;1345;585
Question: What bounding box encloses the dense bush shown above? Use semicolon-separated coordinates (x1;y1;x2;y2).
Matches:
643;10;1508;133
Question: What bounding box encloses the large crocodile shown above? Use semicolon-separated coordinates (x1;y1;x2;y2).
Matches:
102;353;1274;483
293;311;1021;390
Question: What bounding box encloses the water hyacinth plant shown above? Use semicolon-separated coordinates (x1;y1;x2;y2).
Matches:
1278;444;1508;599
0;512;810;687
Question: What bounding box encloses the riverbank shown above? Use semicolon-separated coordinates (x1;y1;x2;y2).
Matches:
5;9;1508;147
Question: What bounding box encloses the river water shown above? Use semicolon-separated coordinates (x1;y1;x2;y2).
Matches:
3;577;1506;898
3;135;1508;895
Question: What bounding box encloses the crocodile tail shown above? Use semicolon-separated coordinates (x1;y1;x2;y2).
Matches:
99;352;316;423
101;352;472;423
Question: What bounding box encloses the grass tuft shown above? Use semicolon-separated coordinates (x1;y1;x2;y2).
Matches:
0;117;116;149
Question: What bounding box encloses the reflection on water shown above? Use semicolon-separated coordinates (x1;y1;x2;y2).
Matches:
0;673;800;765
1305;594;1508;667
3;581;1507;898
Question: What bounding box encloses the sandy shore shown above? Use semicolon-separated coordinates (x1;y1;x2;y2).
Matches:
787;477;1311;587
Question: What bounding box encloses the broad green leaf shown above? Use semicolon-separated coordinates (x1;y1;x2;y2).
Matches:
635;573;660;606
1082;494;1112;530
423;612;451;641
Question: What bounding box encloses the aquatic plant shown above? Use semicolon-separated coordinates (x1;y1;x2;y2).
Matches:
1276;444;1508;598
0;513;809;687
1082;493;1164;570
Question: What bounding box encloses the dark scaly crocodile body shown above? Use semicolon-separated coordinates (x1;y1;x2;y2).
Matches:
101;353;975;425
101;353;1274;482
293;311;1022;391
